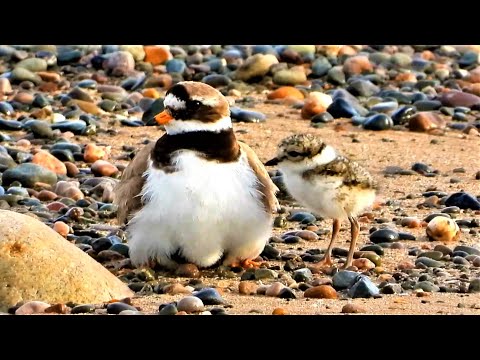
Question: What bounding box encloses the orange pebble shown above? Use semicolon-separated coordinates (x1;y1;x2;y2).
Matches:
272;308;288;315
143;88;161;99
53;221;69;238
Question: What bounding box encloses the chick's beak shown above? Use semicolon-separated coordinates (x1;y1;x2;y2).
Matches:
265;157;280;166
155;110;174;125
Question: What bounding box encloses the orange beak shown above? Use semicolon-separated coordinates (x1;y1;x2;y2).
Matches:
154;110;174;125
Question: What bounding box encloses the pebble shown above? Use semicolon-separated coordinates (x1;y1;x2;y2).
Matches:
363;114;393;131
273;68;307;86
254;268;277;280
71;304;96;314
174;263;200;278
44;303;69;314
347;79;379;97
235;54;278;81
15;301;51;315
159;303;178;315
381;283;403;294
327;98;359;118
304;285;338;299
272;308;288;315
166;59;186;74
283;230;319;241
202;74;231;88
293;268;313;282
415;257;444;268
453;246;480;256
12;67;42;84
342;303;366;314
265;282;286;297
91;160;119;177
408;112;446;132
193;288;225;305
177;296;204;313
0;78;12;94
32;150;67;176
51;120;87;134
163;283;191;295
453;256;470;265
352;258;376;270
332;270;359;290
287;212;316;223
343;55;373;75
370;101;398;113
301;92;333;119
311;57;332;76
444;192;480;210
2;163;57;188
348;277;380;298
278;288;296;299
414;281;440;292
327;66;346;85
84;144;110;163
239;281;258;295
360;245;384;256
267;86;305;101
0;119;23;131
311;112;334;124
426;216;460;243
0;102;15;116
468;279;480;293
418;251;444;261
230;108;266;123
118;310;143;315
369;229;399;244
438;90;480;108
53;221;70;237
106;302;138;314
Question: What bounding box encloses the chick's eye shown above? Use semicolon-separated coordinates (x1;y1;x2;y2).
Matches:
191;100;202;108
288;151;302;157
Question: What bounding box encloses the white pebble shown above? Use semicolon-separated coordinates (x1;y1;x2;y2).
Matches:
118;310;144;315
177;296;204;313
426;217;460;242
265;282;286;297
15;301;51;315
52;113;66;123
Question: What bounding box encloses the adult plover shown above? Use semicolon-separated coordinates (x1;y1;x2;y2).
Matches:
266;133;377;269
114;81;279;270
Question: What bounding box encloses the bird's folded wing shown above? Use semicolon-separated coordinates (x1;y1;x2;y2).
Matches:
239;141;280;213
302;156;377;189
113;142;155;225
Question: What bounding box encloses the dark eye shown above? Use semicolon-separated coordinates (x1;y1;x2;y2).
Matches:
288;151;303;157
191;100;202;108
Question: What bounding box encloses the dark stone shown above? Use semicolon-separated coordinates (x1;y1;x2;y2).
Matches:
348;276;380;298
363;114;393;130
445;192;480;210
327;98;359;119
230;108;266;123
369;229;399;244
106;302;137;314
311;112;334;124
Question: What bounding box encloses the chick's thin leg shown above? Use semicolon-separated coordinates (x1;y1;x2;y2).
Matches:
318;218;341;266
344;216;359;268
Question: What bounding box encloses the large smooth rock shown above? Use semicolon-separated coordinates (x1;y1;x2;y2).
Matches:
235;54;278;81
0;210;133;311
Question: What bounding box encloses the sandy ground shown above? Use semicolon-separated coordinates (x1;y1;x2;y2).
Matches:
92;100;480;315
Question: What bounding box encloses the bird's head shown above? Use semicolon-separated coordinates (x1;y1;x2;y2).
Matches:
265;133;336;171
155;81;231;135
